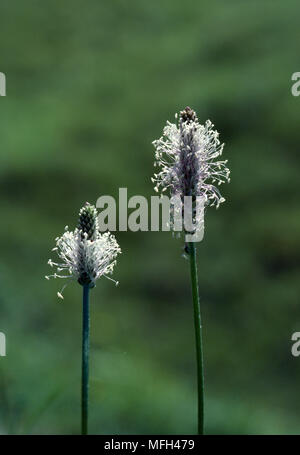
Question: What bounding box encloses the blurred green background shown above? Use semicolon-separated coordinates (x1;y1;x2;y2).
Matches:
0;0;299;435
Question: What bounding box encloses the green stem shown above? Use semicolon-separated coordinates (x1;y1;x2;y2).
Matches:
188;242;204;435
81;284;90;435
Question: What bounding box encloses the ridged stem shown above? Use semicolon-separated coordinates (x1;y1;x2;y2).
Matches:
188;242;204;435
81;284;90;435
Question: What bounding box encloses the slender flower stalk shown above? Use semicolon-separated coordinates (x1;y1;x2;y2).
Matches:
188;241;204;434
152;107;230;434
46;202;121;434
81;283;90;435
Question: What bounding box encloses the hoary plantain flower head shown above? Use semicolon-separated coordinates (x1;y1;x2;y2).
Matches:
152;107;230;208
46;202;121;298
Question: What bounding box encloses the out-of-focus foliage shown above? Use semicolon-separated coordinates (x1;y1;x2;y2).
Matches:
0;0;299;434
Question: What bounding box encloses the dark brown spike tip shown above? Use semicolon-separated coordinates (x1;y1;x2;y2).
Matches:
180;106;197;123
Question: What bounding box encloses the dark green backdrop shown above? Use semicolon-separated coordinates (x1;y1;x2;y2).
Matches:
0;0;299;434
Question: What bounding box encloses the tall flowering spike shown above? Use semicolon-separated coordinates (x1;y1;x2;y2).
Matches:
152;106;230;208
46;203;121;296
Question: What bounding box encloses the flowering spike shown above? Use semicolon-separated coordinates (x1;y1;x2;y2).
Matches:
47;203;121;296
180;106;197;123
152;107;230;210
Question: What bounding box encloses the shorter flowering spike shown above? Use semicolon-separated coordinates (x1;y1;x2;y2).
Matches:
47;203;121;297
